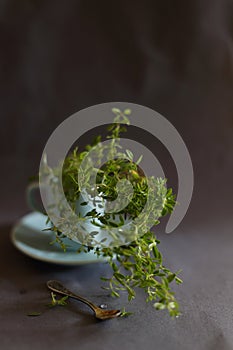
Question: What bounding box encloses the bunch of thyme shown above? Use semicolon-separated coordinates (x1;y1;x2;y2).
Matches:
45;108;182;317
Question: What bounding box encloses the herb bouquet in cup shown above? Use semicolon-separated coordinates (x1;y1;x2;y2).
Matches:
40;108;182;317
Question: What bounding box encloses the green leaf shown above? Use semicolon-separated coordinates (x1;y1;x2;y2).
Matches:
175;276;183;285
120;307;133;317
136;155;143;165
111;290;120;298
112;108;121;114
126;149;133;160
27;311;42;317
111;262;118;272
154;302;166;310
167;273;176;283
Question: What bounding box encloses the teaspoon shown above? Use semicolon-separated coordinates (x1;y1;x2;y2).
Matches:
47;280;122;320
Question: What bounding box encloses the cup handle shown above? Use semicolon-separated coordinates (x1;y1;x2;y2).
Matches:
26;182;45;213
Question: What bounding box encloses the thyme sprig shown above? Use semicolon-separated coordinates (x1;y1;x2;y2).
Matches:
99;230;182;317
47;292;69;307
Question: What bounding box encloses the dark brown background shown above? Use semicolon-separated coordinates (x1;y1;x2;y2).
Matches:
0;1;233;350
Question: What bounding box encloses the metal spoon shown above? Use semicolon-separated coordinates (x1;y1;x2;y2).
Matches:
47;280;122;320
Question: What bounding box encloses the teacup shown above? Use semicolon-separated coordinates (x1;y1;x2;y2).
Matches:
27;182;130;248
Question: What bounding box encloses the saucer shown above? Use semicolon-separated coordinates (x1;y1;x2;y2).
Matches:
11;212;107;265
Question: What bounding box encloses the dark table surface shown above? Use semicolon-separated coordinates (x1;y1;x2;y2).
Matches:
1;214;233;350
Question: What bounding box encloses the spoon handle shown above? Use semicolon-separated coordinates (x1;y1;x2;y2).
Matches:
47;280;98;312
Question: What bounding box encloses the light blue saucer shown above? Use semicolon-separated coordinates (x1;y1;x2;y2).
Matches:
11;212;107;265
